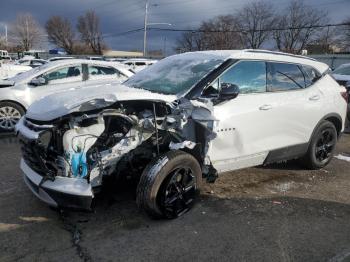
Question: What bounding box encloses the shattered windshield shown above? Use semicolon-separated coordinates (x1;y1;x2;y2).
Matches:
125;53;225;95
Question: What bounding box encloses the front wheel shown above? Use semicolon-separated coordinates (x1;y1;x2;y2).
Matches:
136;150;202;219
301;120;337;169
0;102;25;131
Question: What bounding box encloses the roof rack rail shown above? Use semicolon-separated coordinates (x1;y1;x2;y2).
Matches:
243;49;316;62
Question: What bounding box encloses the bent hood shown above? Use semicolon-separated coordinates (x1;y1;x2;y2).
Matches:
26;83;178;121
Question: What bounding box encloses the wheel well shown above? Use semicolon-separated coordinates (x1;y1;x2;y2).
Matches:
325;116;342;136
0;100;26;113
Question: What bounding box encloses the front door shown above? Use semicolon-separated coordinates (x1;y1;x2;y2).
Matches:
204;60;279;172
27;64;84;104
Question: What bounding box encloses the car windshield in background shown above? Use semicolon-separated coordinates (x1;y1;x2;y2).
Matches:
333;65;350;75
8;63;52;82
125;54;225;95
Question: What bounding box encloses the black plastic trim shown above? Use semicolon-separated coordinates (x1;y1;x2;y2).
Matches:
264;143;309;165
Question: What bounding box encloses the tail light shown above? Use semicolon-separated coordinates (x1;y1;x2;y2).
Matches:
341;91;349;103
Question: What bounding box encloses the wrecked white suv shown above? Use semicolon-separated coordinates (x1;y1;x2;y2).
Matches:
16;50;348;218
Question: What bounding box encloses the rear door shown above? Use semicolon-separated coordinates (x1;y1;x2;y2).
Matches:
264;62;326;149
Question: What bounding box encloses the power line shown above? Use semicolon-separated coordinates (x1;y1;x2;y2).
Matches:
97;21;350;41
103;28;144;38
148;22;350;34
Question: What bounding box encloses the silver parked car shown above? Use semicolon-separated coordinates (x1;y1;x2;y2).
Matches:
0;59;134;131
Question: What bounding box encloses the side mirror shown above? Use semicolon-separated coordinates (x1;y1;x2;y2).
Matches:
219;83;240;100
29;77;47;86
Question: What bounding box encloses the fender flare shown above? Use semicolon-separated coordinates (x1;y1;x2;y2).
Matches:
308;113;343;145
0;99;27;112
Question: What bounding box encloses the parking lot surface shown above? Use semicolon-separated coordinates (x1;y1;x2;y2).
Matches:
1;134;350;262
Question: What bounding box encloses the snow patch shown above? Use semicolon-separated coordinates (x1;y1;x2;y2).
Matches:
335;154;350;162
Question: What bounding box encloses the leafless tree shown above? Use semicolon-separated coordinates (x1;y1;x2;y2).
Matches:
236;1;276;49
339;17;350;51
199;15;242;50
176;31;203;52
46;16;76;54
273;0;329;54
77;10;105;54
10;13;44;51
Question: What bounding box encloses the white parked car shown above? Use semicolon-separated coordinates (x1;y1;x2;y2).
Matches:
15;57;47;68
47;57;75;62
16;50;347;218
0;57;48;79
0;59;134;130
332;63;350;123
122;58;157;72
0;63;32;80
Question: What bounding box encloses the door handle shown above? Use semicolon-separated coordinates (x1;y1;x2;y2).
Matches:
259;104;273;110
309;95;320;101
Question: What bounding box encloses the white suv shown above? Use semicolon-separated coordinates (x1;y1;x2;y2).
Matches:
16;50;348;218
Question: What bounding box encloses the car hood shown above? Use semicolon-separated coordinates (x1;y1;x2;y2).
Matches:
0;80;15;88
332;74;350;82
26;83;178;121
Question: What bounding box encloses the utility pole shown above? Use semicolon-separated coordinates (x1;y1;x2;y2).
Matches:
4;24;7;47
163;37;167;57
143;0;149;57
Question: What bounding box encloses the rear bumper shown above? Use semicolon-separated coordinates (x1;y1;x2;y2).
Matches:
21;159;93;210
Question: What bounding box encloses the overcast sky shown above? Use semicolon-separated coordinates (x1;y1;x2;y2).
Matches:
1;0;350;54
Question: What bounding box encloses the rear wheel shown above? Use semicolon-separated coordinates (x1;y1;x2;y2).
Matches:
136;150;202;219
0;102;25;131
301;120;337;169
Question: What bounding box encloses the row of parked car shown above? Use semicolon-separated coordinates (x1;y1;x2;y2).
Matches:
4;49;350;219
0;54;157;79
0;56;159;130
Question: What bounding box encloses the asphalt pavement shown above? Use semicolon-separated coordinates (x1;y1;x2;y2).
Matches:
1;134;350;262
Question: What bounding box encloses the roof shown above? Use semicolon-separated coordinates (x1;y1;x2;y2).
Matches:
10;59;134;83
181;49;330;73
47;58;129;69
123;58;158;62
103;50;144;57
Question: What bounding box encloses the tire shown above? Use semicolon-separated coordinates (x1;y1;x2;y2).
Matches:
301;120;337;169
136;150;202;219
0;102;25;131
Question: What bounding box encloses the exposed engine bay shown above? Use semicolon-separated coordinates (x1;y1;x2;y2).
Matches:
19;98;218;200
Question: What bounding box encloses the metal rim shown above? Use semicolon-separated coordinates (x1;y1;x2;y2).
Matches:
0;106;22;130
158;167;197;218
315;128;336;163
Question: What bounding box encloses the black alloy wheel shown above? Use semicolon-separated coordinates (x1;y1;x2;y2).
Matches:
157;167;197;218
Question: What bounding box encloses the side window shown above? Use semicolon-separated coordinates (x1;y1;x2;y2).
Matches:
268;62;306;91
30;60;45;68
40;65;82;85
19;60;30;66
220;61;267;94
88;65;121;80
301;65;321;87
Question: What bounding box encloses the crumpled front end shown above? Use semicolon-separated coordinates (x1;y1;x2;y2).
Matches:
16;98;217;210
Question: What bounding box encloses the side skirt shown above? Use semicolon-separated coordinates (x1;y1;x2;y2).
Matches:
263;143;309;165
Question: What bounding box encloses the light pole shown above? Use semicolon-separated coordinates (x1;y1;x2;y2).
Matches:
143;0;149;57
143;1;172;57
0;23;7;47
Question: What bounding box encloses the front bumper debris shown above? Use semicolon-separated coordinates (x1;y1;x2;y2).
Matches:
21;159;94;210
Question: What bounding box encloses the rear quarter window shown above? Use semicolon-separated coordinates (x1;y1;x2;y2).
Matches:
300;65;321;87
266;62;324;92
